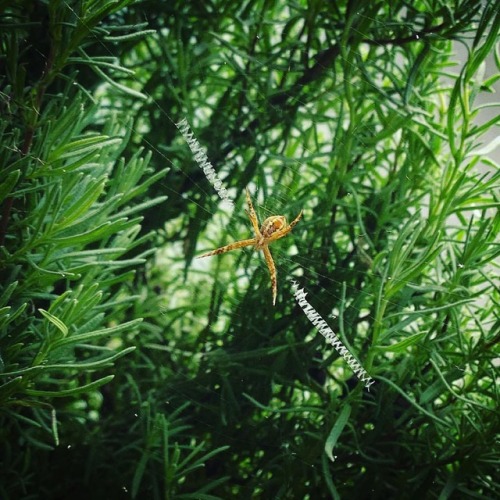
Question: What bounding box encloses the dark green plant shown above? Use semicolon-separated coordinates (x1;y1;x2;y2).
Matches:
1;2;230;498
1;0;499;499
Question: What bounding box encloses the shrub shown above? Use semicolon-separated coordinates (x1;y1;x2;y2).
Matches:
1;0;498;498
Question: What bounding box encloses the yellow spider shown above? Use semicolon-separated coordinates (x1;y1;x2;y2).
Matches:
198;188;303;306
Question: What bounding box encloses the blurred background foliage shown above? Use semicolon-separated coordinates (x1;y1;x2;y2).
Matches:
1;0;499;498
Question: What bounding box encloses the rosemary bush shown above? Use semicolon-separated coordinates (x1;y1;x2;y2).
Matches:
0;1;169;498
1;0;499;499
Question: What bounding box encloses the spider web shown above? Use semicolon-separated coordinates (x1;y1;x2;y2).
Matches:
59;1;499;489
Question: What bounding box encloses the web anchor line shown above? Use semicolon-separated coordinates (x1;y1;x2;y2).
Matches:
176;118;234;207
291;280;374;390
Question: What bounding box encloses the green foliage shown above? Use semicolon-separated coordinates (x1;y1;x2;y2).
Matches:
0;7;163;406
1;0;499;499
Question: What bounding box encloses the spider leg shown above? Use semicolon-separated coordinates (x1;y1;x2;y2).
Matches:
245;188;262;239
262;245;277;306
289;210;303;230
197;238;256;258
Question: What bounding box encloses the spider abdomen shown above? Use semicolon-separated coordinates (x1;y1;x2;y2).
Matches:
260;216;287;238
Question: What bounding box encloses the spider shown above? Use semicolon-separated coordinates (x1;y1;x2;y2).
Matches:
197;188;303;306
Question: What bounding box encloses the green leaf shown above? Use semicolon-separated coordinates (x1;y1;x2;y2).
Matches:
32;150;97;178
52;318;143;349
322;454;341;500
132;446;150;498
54;177;107;230
39;309;68;338
48;135;120;161
378;376;450;427
179;445;230;475
0;281;18;307
466;134;500;156
24;375;115;398
114;195;168;219
0;169;20;203
325;404;351;462
0;376;23;403
376;331;427;352
103;29;156;42
0;302;28;333
91;63;147;100
69;55;136;75
52;218;130;246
